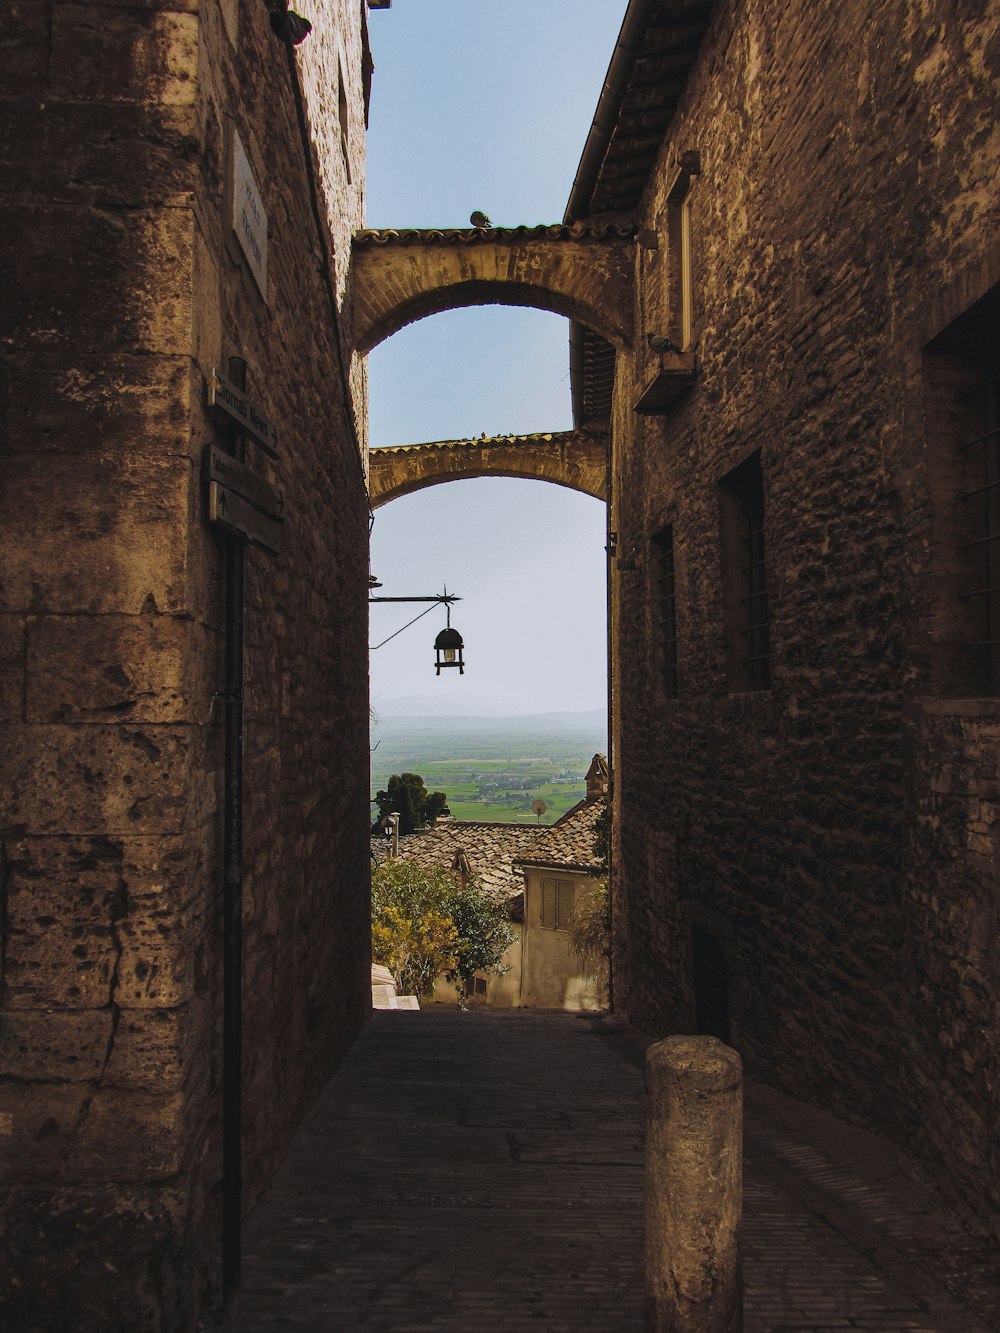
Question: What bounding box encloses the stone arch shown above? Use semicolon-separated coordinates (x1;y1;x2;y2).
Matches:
351;224;634;353
368;431;608;509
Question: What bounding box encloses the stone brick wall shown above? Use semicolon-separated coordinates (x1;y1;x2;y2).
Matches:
0;0;371;1325
610;0;999;1241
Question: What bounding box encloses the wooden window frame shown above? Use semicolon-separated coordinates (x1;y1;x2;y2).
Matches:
540;878;575;932
666;165;695;350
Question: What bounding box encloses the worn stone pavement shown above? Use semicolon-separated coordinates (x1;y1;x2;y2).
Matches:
236;1010;1000;1332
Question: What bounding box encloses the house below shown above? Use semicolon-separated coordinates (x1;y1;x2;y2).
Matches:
386;755;609;1010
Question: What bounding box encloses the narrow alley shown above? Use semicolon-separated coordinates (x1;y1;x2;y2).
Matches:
236;1011;1000;1332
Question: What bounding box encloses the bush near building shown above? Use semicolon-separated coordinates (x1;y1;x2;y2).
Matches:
371;860;513;997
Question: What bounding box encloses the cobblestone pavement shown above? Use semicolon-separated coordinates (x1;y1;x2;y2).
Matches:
237;1010;999;1332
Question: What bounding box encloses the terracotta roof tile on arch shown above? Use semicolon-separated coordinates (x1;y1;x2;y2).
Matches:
353;222;636;247
372;431;572;455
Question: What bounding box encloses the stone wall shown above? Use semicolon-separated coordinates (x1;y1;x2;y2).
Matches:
0;0;371;1325
610;0;999;1240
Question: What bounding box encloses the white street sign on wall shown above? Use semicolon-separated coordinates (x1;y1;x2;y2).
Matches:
230;128;268;299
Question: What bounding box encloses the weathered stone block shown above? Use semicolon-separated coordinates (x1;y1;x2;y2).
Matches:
0;203;193;355
0;1082;192;1186
0;1010;113;1083
117;890;211;1009
2;724;204;835
50;7;199;108
0;103;198;209
0;1181;197;1333
0;1084;93;1185
75;1087;195;1180
0;0;52;97
3;837;125;1009
0;454;192;615
3;833;213;1014
26;614;218;724
3;352;191;459
0;614;24;723
103;1002;203;1090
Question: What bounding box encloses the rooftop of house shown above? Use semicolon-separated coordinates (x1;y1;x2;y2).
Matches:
376;757;608;915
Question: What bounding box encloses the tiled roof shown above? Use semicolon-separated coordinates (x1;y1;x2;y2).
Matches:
388;801;605;912
370;431;579;456
565;2;716;430
518;801;605;871
353;222;634;247
565;2;715;223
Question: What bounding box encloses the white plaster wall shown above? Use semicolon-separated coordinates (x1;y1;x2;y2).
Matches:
521;871;605;1010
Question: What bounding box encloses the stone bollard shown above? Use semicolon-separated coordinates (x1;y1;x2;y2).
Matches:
645;1035;743;1332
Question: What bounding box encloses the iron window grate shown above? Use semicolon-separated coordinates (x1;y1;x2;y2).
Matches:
959;362;1000;692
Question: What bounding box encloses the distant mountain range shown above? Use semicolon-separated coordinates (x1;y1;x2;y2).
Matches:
372;693;606;722
371;707;607;734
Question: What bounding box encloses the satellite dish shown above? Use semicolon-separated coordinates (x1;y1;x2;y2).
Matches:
531;799;547;821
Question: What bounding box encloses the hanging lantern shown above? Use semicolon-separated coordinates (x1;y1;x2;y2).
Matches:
434;625;464;674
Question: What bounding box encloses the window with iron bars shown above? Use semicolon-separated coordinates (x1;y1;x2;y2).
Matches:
652;524;680;698
958;365;1000;692
719;453;770;692
923;286;1000;696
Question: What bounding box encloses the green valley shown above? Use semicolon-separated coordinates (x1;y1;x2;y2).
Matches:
370;711;608;825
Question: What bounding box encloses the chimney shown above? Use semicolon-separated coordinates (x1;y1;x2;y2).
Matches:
451;847;470;893
585;753;609;804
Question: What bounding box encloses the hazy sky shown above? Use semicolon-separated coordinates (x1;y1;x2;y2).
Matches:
365;0;627;716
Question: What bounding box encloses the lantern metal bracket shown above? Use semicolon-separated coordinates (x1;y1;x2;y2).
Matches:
368;592;461;606
368;587;464;665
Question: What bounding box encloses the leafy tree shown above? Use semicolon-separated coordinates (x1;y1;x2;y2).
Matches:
372;905;458;997
445;885;515;994
371;859;513;998
571;806;612;1003
570;878;610;1000
372;772;448;834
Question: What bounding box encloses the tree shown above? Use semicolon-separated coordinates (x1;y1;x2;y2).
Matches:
571;806;612;1003
371;859;514;999
371;905;458;998
445;886;515;995
372;772;448;834
570;878;610;1001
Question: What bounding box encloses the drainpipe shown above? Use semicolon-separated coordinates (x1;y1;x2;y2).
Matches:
222;356;246;1310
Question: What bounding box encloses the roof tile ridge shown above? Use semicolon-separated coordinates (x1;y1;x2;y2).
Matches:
353;221;636;246
371;430;576;454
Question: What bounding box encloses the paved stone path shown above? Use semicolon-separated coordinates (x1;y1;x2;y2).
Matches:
237;1010;1000;1332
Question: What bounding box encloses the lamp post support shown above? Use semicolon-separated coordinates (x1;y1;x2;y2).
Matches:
368;594;461;604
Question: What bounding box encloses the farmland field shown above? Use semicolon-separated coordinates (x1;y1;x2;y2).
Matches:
370;711;608;825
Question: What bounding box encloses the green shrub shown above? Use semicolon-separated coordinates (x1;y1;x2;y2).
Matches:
570;877;610;996
372;860;514;998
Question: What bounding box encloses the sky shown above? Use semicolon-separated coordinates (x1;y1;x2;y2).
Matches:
364;0;627;717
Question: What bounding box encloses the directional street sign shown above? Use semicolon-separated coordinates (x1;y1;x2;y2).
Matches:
209;369;279;457
209;481;281;555
204;444;283;518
